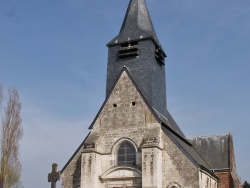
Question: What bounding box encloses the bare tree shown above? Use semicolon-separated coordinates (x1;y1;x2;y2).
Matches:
0;86;3;112
0;86;23;188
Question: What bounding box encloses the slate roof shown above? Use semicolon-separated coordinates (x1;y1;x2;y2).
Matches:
163;127;210;167
161;128;219;179
153;108;185;138
188;134;230;170
106;0;167;116
107;0;164;51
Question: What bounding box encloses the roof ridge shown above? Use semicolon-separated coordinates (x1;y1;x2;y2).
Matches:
188;134;230;139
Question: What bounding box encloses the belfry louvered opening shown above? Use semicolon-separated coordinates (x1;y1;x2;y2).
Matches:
118;41;139;60
155;47;165;65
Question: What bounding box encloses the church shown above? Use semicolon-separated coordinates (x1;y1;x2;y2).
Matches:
61;0;242;187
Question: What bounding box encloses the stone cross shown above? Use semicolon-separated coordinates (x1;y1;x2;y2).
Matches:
48;163;60;188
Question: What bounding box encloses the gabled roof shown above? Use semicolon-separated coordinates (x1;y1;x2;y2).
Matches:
153;108;185;137
89;67;183;138
61;67;219;179
107;0;163;51
162;127;219;180
188;134;230;170
62;67;187;174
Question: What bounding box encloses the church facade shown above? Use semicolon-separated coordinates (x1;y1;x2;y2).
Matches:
61;0;242;188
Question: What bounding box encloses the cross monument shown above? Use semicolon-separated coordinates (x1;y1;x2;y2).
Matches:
0;176;4;188
48;163;60;188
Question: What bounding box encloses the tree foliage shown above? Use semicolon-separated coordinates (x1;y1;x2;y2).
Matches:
243;181;250;188
0;86;23;188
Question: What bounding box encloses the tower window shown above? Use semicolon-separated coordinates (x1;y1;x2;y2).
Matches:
118;41;139;60
155;47;165;65
117;141;136;166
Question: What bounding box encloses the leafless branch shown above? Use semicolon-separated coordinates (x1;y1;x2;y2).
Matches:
0;87;23;188
0;85;3;112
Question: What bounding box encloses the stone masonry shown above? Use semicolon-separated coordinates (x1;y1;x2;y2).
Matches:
61;70;219;188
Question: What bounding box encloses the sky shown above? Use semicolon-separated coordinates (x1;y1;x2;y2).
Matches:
0;0;250;187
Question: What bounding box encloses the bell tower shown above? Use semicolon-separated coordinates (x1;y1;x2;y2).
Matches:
106;0;167;116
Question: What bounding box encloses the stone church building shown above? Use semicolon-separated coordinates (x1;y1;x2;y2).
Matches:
61;0;242;187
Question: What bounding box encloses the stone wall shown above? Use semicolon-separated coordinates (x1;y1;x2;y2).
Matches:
61;147;83;188
81;152;102;188
91;71;160;175
91;71;158;153
199;171;218;188
161;132;199;188
142;147;162;188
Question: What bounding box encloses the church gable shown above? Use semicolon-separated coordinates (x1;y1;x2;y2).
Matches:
88;69;160;154
91;69;158;132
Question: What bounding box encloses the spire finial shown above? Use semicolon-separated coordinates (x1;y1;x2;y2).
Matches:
107;0;162;47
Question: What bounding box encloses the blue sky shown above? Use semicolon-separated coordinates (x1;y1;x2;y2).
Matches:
0;0;249;187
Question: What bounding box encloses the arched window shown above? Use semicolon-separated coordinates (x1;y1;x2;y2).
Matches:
117;141;136;166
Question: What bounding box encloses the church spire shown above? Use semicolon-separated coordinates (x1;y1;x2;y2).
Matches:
106;0;167;116
108;0;162;48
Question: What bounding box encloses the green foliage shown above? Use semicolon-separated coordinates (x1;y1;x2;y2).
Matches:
243;181;250;188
